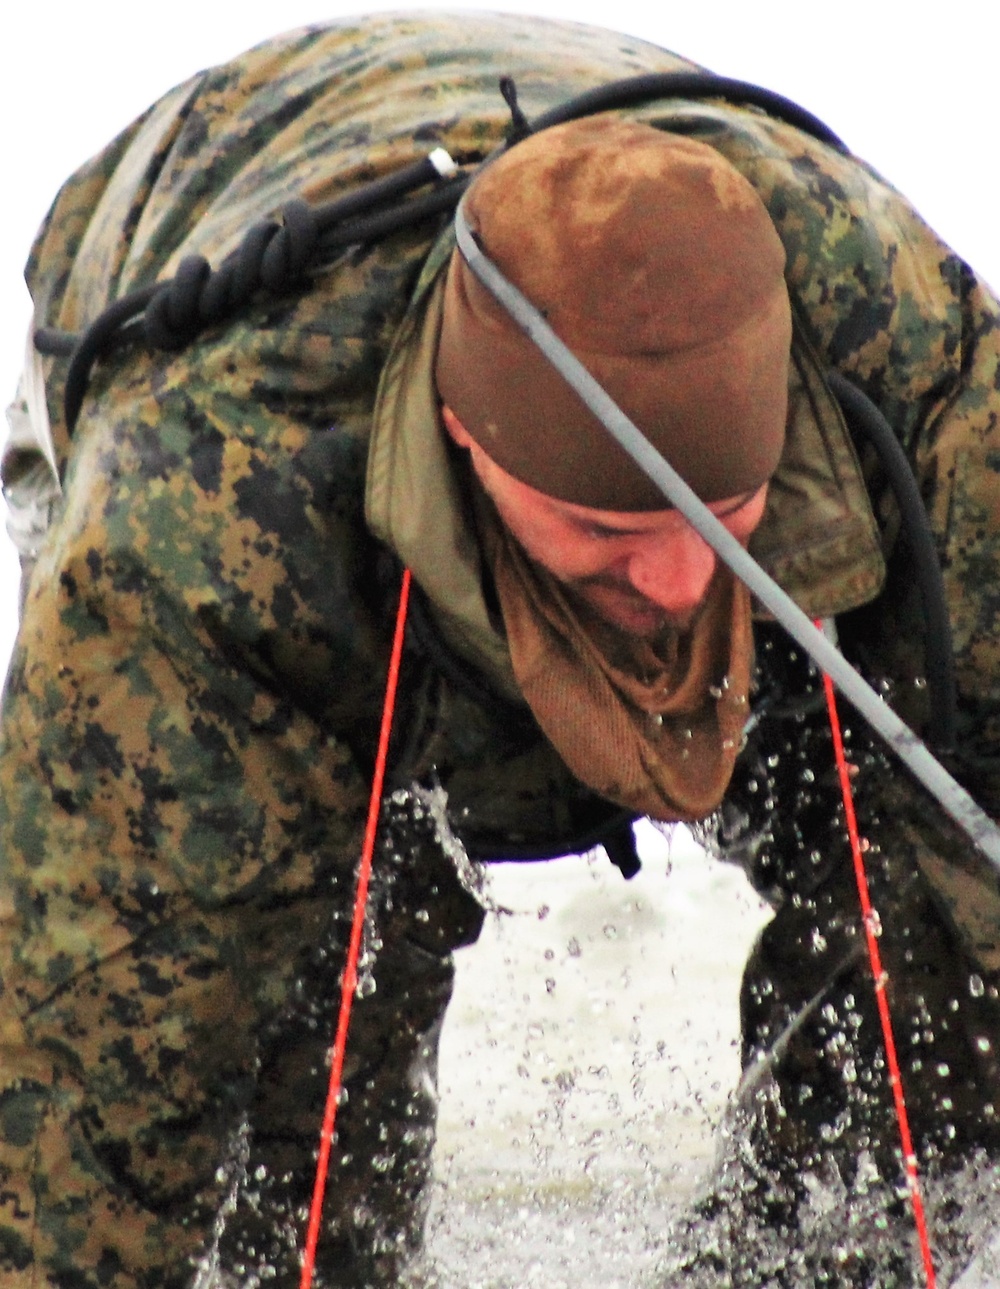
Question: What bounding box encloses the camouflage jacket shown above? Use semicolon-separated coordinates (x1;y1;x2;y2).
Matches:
4;12;1000;984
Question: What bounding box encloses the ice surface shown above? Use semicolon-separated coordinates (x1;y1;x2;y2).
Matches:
424;822;772;1286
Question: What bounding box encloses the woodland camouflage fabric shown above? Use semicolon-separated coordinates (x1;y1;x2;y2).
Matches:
3;9;1000;1287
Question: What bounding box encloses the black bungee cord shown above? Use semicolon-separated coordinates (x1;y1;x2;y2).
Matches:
34;69;847;437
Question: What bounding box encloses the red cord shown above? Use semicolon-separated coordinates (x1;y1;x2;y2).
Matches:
298;589;936;1284
819;655;937;1287
299;568;412;1289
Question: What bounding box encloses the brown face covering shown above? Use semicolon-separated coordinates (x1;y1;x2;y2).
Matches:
475;494;754;823
436;115;792;510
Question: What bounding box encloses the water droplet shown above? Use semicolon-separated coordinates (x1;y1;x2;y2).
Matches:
864;908;883;938
537;904;550;921
603;924;618;940
969;973;986;998
567;938;582;958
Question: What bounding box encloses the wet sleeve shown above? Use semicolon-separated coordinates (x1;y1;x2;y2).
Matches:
0;342;400;1020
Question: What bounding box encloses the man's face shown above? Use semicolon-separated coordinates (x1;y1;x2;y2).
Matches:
442;407;768;639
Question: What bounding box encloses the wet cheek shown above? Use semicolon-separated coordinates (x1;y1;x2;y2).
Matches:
522;529;614;579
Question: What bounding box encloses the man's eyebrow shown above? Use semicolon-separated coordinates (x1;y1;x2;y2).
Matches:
566;514;652;537
565;487;760;536
712;488;760;518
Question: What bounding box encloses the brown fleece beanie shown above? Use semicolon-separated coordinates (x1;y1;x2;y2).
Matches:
435;115;792;509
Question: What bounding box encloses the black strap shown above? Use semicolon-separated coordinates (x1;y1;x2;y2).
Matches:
35;70;846;435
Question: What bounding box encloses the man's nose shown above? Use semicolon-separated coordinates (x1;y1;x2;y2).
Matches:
626;529;717;612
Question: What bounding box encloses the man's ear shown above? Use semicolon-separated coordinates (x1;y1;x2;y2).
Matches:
440;404;474;448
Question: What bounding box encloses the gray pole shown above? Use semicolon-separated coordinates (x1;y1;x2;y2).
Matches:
454;202;1000;872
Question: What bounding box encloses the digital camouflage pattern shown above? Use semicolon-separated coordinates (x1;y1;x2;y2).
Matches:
2;9;1000;1287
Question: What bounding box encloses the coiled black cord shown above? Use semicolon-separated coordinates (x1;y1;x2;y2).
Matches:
37;156;466;431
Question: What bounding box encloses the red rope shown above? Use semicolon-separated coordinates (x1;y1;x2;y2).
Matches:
819;652;937;1287
299;567;412;1289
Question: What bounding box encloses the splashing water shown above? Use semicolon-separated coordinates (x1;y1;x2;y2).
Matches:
417;822;772;1286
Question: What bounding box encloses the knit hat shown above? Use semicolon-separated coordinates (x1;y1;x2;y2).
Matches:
435;115;792;509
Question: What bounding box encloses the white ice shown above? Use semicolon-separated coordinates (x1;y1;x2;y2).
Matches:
426;822;771;1286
